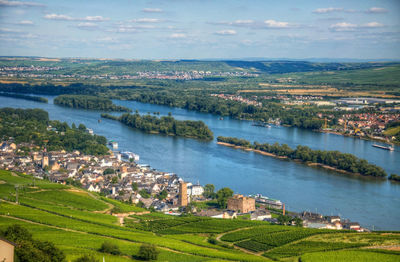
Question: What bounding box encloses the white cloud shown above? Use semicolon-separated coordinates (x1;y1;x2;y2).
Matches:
362;22;384;28
44;14;74;20
264;20;290;28
77;22;98;29
18;20;33;25
365;7;388;14
0;27;21;32
215;30;237;35
130;18;162;23
313;7;344;14
84;16;109;22
44;14;109;22
232;20;254;25
0;0;44;7
169;33;186;39
142;8;163;13
330;22;357;31
330;21;385;31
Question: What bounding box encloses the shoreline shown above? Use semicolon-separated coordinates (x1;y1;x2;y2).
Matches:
217;141;382;178
319;129;399;147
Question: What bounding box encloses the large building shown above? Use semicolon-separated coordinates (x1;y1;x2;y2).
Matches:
227;194;255;213
178;182;188;207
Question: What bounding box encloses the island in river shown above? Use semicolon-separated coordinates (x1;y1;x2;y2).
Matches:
217;136;387;179
54;94;131;112
102;112;214;141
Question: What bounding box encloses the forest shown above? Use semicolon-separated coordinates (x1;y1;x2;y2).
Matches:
217;136;387;178
54;94;131;112
0;92;48;103
129;91;324;130
0;108;109;155
102;112;214;140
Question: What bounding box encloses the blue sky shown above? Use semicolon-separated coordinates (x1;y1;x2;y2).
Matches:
0;0;399;59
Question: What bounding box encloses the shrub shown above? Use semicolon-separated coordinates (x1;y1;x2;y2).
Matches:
74;254;99;262
99;241;121;255
137;243;159;260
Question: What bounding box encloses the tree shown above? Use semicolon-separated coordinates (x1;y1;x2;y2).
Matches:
137;244;159;261
139;189;150;198
277;215;292;225
132;182;138;191
157;190;168;200
203;184;215;199
1;225;65;262
74;254;99;262
216;187;233;209
99;241;121;255
104;168;115;175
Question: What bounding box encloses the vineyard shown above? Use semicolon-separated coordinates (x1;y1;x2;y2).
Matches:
0;170;399;261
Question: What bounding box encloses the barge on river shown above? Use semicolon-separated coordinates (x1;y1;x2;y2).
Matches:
372;144;394;151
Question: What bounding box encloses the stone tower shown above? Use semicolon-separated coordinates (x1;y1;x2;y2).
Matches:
178;182;188;207
42;154;49;168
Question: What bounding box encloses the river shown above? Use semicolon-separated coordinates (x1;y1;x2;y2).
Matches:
1;95;399;230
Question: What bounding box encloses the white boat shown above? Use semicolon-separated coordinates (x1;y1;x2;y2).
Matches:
108;141;118;150
121;151;139;161
372;144;394;151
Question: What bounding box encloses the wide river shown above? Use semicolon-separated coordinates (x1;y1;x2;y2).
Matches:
1;95;399;230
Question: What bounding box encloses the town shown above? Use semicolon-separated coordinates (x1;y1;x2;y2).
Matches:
0;65;258;80
211;93;400;143
0;135;367;232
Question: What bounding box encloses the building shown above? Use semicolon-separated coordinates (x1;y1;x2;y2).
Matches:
187;184;204;197
0;237;16;262
42;154;49;168
250;209;272;221
178;182;188;206
227;194;255;213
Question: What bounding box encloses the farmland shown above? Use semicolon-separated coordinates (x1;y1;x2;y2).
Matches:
0;170;399;261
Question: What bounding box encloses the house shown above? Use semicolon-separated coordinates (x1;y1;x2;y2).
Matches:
250;209;271;221
87;184;100;193
187;184;204;197
196;210;237;219
326;216;341;224
0;237;16;262
343;222;361;231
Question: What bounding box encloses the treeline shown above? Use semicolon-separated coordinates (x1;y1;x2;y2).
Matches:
0;92;48;103
54;95;131;112
0;83;325;130
102;112;214;140
217;136;387;178
389;174;400;182
132;92;324;130
0;107;109;155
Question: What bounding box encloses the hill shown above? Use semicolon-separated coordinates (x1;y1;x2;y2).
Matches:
0;170;399;261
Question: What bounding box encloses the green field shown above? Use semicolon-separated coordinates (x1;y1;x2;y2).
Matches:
0;170;399;261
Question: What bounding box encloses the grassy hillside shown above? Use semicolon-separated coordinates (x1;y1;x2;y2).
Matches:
0;170;399;261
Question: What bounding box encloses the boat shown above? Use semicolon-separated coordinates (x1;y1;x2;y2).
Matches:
108;141;118;150
250;194;283;208
252;121;271;128
372;144;394;151
121;151;140;161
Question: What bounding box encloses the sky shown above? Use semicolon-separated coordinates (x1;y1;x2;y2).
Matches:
0;0;399;60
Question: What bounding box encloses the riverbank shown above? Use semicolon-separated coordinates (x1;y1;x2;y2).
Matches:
320;129;400;147
217;141;385;179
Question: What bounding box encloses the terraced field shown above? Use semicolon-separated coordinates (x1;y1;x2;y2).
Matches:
0;170;399;261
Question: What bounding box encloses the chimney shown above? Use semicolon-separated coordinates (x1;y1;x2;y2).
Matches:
282;203;285;216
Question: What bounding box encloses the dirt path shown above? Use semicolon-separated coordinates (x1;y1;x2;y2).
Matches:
216;226;253;241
